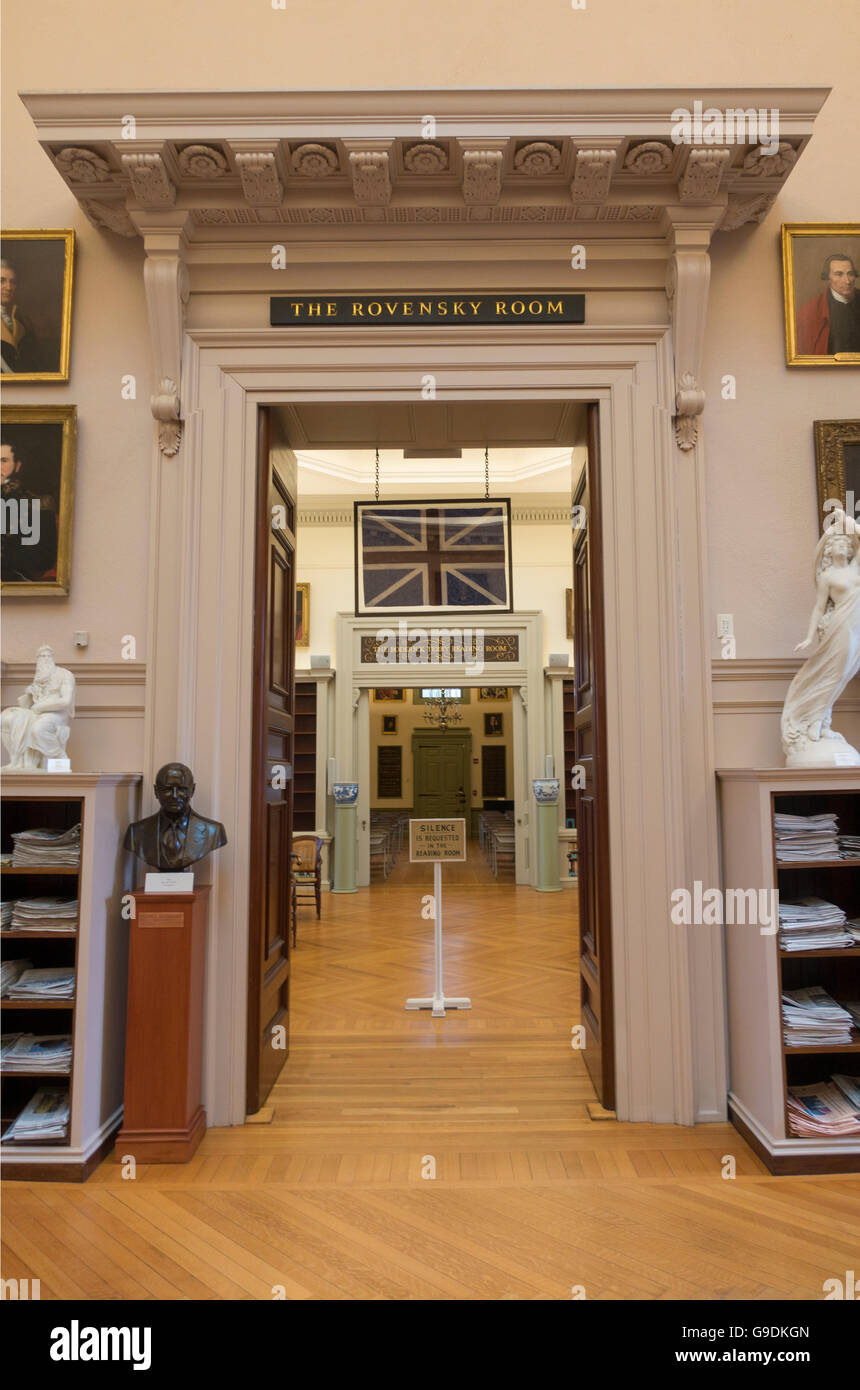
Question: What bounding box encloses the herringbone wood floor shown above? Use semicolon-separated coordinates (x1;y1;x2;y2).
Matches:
3;865;858;1300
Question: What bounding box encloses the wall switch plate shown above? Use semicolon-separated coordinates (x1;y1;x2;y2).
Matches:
716;614;733;638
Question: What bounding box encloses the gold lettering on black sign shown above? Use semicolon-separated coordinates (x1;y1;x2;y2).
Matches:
271;294;584;328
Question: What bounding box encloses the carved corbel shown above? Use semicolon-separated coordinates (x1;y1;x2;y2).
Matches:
570;148;617;204
352;686;361;712
342;143;393;205
662;208;722;452
128;210;192;458
461;147;504;205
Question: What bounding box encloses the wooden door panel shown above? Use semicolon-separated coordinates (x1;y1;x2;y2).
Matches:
572;403;614;1109
247;407;297;1115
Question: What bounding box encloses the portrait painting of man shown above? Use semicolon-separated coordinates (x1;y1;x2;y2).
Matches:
1;407;76;595
782;225;860;365
0;231;75;381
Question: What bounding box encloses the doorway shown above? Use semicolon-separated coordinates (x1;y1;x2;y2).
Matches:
412;731;471;819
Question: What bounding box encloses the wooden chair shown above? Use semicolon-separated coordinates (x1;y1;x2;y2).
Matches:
290;836;322;946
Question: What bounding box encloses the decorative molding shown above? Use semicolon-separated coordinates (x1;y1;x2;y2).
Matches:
718;193;776;231
679;148;731;202
514;141;561;175
129;211;192;457
1;660;146;685
741;142;798;177
234;151;283;206
80;198;137;237
462;149;503;205
121;151;176;207
570;148;616;204
348;150;391;205
290;142;339;177
663;208;721;452
177;144;228;179
711;657;803;682
352;686;361;712
624;140;673;175
402;142;448;175
54;146;111;183
297;503;571;526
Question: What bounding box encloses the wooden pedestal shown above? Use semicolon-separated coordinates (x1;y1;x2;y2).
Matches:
116;886;210;1163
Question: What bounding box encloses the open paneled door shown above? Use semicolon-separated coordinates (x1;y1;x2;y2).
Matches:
247;407;297;1115
572;403;615;1110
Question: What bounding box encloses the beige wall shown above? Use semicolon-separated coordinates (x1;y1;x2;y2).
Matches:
3;0;859;762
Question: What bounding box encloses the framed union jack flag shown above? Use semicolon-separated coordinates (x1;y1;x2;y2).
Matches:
354;499;513;615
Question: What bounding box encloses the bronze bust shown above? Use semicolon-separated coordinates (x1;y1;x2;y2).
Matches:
124;762;227;871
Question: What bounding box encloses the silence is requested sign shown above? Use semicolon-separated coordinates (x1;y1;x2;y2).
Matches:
270;293;585;327
409;818;467;862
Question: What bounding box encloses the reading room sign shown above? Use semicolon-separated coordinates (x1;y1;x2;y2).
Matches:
270;293;585;327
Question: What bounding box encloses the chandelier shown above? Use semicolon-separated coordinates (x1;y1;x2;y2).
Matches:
423;695;463;731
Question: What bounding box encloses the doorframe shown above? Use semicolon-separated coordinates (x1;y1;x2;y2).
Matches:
411;728;473;822
154;323;724;1128
336;611;542;886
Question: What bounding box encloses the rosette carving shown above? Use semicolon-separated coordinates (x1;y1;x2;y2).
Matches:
291;143;339;177
403;142;449;175
513;141;561;175
623;141;673;175
177;144;228;178
741;142;797;177
54;147;112;183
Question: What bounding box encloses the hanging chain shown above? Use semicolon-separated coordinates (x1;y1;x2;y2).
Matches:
375;446;380;503
484;445;490;500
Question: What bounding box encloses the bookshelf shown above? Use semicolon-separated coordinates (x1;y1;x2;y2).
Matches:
1;773;141;1181
717;768;860;1175
293;680;318;831
562;679;576;824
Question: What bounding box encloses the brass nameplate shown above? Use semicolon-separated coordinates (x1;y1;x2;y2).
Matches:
139;912;184;930
271;294;584;327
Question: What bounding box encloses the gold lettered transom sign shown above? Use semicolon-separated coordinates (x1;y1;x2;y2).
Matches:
409;819;467;863
271;294;585;327
360;632;519;664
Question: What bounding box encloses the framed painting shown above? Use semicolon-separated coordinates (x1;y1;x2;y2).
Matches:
295;582;309;647
484;712;503;737
1;230;75;381
814;420;860;532
782;225;860;366
354;498;513;615
1;406;76;595
477;687;509;701
565;587;574;639
382;715;398;734
373;688;406;702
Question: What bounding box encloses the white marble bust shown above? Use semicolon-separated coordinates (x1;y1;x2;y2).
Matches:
781;508;860;767
1;644;76;770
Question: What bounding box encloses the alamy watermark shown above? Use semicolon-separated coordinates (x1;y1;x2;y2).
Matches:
374;621;486;677
670;102;780;155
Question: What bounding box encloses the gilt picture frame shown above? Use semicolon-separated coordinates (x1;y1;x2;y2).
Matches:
1;405;76;596
1;230;75;382
782;224;860;366
814;419;860;533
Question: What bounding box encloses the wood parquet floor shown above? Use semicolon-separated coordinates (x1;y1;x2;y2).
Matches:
3;859;859;1301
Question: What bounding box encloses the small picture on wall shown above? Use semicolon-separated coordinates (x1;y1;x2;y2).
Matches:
782;225;860;365
484;712;503;737
382;714;398;734
1;230;75;381
373;688;406;702
814;420;860;533
478;687;510;701
565;587;574;639
1;406;76;595
295;582;309;647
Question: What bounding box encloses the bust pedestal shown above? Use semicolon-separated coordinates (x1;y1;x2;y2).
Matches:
115;886;210;1164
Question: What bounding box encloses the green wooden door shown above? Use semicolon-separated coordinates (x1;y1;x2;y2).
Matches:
412;733;470;820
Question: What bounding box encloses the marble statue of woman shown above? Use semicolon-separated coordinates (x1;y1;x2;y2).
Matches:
781;508;860;767
0;644;76;770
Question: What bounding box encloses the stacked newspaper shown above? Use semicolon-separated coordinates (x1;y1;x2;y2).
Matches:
6;966;75;1001
778;897;854;951
4;1086;70;1141
782;986;856;1046
0;958;33;996
9;898;78;932
773;812;840;862
1;1033;72;1073
787;1080;860;1136
844;1001;860;1029
847;921;860;946
11;823;81;868
1;901;14;929
841;834;860;858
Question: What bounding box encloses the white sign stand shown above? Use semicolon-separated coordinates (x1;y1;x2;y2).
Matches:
405;821;471;1017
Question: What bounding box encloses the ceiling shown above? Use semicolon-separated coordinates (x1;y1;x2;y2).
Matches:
296;446;580;497
274;399;587;451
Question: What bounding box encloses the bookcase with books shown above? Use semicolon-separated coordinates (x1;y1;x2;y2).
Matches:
717;768;860;1174
293;680;318;832
1;772;141;1180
